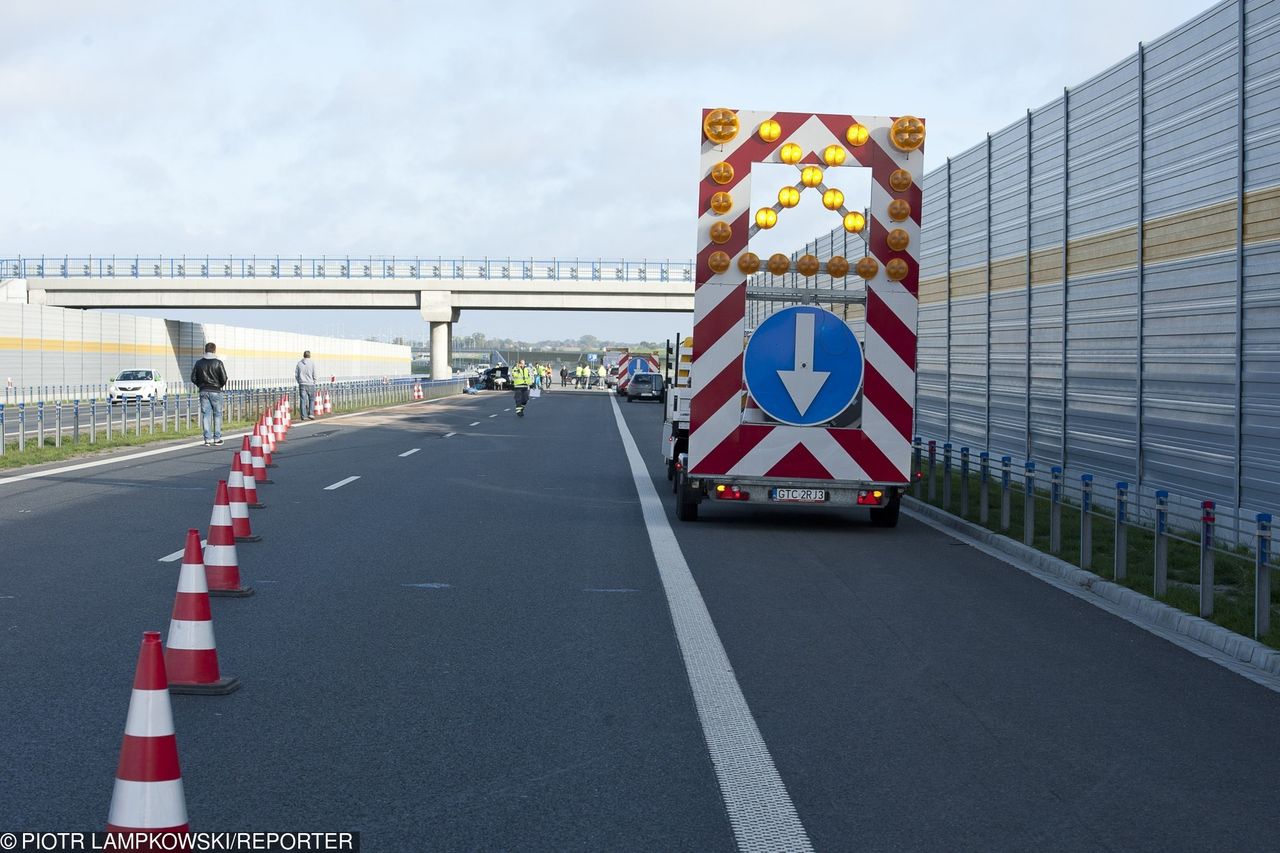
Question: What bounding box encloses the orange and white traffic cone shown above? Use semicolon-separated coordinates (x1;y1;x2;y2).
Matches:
226;460;261;543
413;383;423;400
323;392;332;414
206;481;253;597
257;419;276;466
272;410;285;444
106;631;189;836
239;439;263;508
249;435;273;485
165;529;240;695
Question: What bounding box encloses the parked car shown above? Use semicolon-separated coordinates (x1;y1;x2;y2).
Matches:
625;372;664;402
108;370;166;404
605;366;622;389
476;365;511;390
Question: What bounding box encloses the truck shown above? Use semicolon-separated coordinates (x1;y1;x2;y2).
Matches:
669;106;926;527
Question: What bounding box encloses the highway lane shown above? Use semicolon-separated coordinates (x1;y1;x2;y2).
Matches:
0;389;731;850
615;397;1280;852
4;387;1280;850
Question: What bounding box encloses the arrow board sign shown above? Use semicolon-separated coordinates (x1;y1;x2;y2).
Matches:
743;306;863;427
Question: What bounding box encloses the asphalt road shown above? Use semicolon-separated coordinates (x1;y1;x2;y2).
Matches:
2;388;1279;851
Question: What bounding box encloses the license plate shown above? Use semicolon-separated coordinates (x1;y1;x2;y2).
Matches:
770;488;827;503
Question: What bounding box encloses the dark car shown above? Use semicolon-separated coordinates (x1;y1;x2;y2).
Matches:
476;365;511;390
625;372;664;402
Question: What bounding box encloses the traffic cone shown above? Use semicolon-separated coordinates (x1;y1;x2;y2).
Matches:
166;530;240;695
206;481;253;597
263;415;278;455
226;459;261;543
273;410;285;444
249;435;273;485
323;392;332;414
257;419;276;466
239;439;263;508
106;631;189;836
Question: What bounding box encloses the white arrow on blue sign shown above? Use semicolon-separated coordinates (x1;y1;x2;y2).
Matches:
743;306;863;427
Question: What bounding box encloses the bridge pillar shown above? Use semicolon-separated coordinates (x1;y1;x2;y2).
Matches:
430;322;451;380
420;292;460;380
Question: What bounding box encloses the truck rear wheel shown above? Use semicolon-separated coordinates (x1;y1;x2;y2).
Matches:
675;468;699;522
869;495;901;528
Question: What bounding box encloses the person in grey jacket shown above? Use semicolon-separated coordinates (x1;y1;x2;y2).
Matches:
190;342;229;446
295;351;318;420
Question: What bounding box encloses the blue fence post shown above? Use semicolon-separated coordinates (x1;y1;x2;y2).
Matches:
927;440;937;502
1080;475;1094;571
1049;466;1063;554
979;452;990;524
36;401;45;448
1153;490;1169;596
1114;481;1129;581
73;399;80;443
106;398;113;441
959;447;970;518
1023;461;1036;545
54;401;62;448
17;402;25;452
942;442;953;510
912;437;922;497
1000;456;1012;531
1255;513;1272;640
1200;500;1216;618
90;399;98;444
0;403;5;457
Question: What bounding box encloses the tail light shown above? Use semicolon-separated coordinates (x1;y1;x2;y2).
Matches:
714;483;750;501
856;489;885;506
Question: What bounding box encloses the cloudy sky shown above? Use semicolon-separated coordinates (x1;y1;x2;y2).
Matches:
4;0;1215;344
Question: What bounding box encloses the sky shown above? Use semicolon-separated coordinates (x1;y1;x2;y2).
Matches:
2;0;1218;345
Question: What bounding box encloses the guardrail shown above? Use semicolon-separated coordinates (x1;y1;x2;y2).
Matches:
911;437;1278;641
0;376;466;458
2;376;411;407
0;256;696;283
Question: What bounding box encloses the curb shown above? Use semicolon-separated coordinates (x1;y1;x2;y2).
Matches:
903;496;1280;682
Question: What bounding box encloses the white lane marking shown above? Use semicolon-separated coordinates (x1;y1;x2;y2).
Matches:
608;395;813;851
443;431;457;438
158;540;207;563
324;476;361;491
398;448;421;457
469;421;481;427
488;414;499;418
504;408;511;412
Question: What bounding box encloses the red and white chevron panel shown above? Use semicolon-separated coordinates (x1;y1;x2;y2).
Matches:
690;108;923;482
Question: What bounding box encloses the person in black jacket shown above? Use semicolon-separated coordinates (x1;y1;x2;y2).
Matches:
190;342;229;446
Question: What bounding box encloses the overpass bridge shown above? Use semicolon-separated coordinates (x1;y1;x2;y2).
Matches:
0;255;695;379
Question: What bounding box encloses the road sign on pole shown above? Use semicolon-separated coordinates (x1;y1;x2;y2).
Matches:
743;306;862;427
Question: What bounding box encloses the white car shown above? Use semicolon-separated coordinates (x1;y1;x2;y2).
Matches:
109;370;166;404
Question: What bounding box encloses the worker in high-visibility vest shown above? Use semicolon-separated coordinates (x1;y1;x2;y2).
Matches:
596;364;606;389
576;365;587;388
511;359;533;417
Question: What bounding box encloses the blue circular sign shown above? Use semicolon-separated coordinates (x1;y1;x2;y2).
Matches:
743;306;863;426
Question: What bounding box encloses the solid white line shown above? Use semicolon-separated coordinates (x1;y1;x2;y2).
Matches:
469;421;481;427
398;448;421;457
608;395;813;851
324;475;360;491
158;540;207;563
443;432;457;438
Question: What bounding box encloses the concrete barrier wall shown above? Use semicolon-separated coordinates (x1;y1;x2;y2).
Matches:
0;301;410;396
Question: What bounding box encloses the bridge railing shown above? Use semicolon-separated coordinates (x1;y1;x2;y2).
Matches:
0;256;696;283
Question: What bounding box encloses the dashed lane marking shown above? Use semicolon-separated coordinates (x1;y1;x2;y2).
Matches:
609;395;814;852
469;421;481;427
443;432;457;438
583;588;640;593
398;448;421;457
159;540;207;562
402;582;452;589
324;476;361;491
488;414;499;418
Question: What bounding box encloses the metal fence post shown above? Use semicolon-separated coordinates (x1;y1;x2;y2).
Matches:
1023;461;1036;545
960;447;970;517
148;398;155;434
942;442;953;510
134;399;141;435
73;399;80;443
1114;481;1129;581
54;401;62;448
927;440;937;501
1200;500;1216;618
1049;466;1062;554
1255;513;1272;639
1000;456;1012;530
0;403;5;457
1080;475;1094;571
17;403;25;452
912;436;923;497
979;452;990;524
37;401;45;448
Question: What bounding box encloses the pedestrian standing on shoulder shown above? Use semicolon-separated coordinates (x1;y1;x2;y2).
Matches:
190;342;228;447
295;350;318;420
560;366;568;388
511;359;533;417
